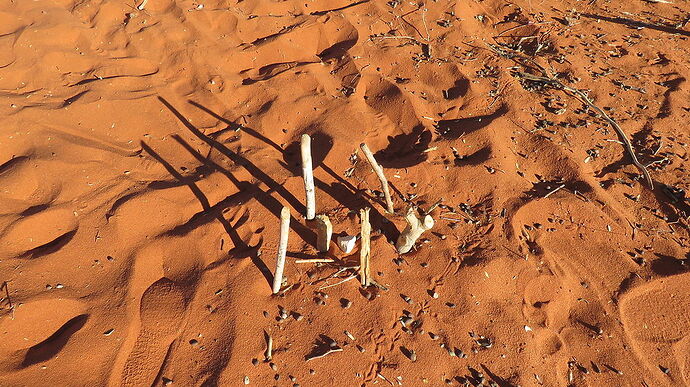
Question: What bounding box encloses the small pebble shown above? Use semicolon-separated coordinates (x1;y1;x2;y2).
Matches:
401;316;414;327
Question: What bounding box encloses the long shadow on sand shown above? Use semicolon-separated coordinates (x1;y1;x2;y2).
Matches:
185;99;400;242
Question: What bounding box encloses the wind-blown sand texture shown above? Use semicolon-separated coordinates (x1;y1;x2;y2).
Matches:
1;0;689;386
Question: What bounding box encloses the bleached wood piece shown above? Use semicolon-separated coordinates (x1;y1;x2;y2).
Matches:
359;208;371;287
314;214;332;252
359;143;394;214
301;134;316;220
272;207;291;294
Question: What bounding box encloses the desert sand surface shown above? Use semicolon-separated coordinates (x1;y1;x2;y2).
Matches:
1;0;690;386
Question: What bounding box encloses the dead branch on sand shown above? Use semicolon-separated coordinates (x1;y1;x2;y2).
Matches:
488;44;654;189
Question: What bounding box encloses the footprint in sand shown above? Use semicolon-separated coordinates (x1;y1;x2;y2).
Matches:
119;278;186;387
620;272;690;385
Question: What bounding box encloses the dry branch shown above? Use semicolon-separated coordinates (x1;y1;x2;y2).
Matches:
489;44;654;189
272;206;291;294
360;143;394;213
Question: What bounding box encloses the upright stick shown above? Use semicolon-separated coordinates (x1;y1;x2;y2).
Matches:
359;143;394;213
359;208;371;287
301;134;316;220
272;207;291;294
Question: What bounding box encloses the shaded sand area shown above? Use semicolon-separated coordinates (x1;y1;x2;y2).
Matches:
1;0;689;385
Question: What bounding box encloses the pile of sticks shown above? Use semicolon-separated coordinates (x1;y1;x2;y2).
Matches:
271;136;436;293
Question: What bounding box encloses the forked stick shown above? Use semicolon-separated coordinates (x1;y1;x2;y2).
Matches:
396;207;434;254
301;134;316;220
272;207;291;294
359;208;371;287
314;214;332;252
360;143;394;213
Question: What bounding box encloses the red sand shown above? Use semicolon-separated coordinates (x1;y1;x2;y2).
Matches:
1;0;689;386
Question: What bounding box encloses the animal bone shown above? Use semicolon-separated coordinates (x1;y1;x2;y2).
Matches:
395;207;434;254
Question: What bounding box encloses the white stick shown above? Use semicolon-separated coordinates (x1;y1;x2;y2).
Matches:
314;214;333;252
395;207;434;254
272;207;291;294
359;208;371;287
295;258;335;264
301;134;316;220
359;143;394;213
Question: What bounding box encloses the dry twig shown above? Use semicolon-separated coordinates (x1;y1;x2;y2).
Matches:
489;44;654;189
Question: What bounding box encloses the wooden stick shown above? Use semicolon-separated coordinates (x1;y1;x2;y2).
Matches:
301;134;316;220
359;208;371;287
295;258;335;264
272;207;291;294
396;207;434;254
264;330;273;361
305;347;343;361
314;214;332;252
359;143;394;213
